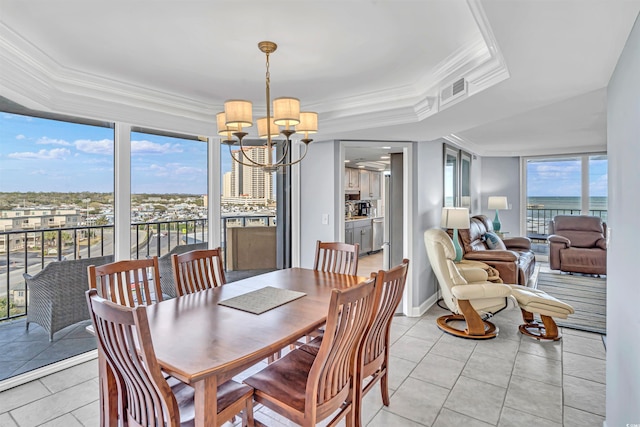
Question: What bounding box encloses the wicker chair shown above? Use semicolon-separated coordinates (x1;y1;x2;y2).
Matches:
24;255;113;341
157;243;207;299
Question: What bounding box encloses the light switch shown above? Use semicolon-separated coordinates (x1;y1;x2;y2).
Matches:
322;213;329;225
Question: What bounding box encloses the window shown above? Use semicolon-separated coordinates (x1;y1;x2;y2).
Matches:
443;144;472;209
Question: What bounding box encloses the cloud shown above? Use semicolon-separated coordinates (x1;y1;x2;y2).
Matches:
131;140;183;155
16;134;25;140
75;139;114;155
36;136;72;146
8;148;71;160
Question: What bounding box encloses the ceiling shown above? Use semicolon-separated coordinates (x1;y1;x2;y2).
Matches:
1;0;639;161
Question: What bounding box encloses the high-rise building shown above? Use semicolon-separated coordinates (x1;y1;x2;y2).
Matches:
229;147;273;201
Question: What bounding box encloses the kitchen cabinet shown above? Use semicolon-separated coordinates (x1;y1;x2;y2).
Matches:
346;218;372;255
345;168;360;191
359;170;382;199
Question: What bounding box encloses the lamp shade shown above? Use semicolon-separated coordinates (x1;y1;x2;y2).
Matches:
295;112;318;134
224;100;253;128
273;97;300;126
441;207;470;229
488;196;508;210
216;112;240;135
257;117;280;138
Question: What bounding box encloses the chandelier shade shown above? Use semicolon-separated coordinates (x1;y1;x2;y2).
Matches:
224;100;253;128
216;41;317;171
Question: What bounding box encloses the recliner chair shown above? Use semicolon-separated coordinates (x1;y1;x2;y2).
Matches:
548;215;607;275
424;228;514;339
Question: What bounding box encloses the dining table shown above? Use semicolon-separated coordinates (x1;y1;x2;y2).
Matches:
98;267;368;427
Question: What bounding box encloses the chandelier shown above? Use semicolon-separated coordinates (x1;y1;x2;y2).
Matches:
216;41;318;172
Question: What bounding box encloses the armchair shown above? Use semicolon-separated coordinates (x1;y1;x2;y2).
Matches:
455;215;536;287
424;228;514;339
548;215;607;275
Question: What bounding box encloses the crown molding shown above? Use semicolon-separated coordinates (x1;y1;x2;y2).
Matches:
0;1;509;137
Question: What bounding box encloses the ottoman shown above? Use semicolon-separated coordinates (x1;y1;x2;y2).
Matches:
509;285;575;341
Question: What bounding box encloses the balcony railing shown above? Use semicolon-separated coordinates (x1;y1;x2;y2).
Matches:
0;215;275;322
526;208;608;241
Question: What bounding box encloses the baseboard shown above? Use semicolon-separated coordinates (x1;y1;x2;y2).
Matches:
407;292;439;317
0;350;98;393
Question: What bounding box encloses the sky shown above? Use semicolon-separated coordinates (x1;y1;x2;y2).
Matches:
0;112;234;194
527;157;608;198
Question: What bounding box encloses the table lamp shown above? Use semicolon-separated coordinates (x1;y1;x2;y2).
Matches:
488;196;508;232
441;207;470;262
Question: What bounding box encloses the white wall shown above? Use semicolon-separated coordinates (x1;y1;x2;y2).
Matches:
606;14;640;427
298;140;341;268
413;140;446;307
480;157;521;235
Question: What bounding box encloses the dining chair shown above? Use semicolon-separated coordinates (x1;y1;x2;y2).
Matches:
85;289;254;427
88;257;163;307
243;276;377;427
172;248;226;296
313;240;360;275
300;259;410;427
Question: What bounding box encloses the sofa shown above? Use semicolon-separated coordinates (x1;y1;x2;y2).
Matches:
453;215;536;287
548;215;607;275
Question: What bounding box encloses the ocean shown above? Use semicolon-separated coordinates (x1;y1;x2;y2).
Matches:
527;196;608;211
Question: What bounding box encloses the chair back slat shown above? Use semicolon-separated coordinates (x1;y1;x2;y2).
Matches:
88;257;163;307
362;259;409;367
307;276;376;411
86;289;180;427
313;240;360;275
172;248;226;296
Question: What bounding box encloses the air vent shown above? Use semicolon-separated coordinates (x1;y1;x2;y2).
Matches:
440;78;467;106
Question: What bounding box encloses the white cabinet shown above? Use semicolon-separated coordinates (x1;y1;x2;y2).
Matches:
345;168;360;191
359;170;381;199
346;218;372;255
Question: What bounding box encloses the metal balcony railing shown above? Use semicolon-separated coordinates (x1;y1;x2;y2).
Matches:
526;208;608;241
0;215;276;321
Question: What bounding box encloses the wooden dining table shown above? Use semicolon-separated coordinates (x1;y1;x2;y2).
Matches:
98;267;368;427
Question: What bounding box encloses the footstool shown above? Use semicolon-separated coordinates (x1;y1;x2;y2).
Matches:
509;285;575;341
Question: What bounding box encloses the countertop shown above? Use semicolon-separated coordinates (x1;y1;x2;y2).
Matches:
345;216;384;222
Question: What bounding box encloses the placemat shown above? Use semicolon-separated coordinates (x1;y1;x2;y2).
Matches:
218;286;306;314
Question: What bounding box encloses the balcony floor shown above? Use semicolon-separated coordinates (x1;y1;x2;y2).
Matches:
0;268;278;382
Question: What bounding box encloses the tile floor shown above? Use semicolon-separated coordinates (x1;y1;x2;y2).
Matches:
0;299;606;426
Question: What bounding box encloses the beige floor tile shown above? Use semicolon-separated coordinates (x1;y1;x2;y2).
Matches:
433;408;494;427
563;405;605;427
443;376;507;425
563;352;606;384
462;351;514;388
498;406;562;427
390;335;435;363
386;377;449;426
404;319;445;341
367;409;425;427
9;379;98;427
504;375;563;423
0;380;51;413
71;401;100;427
563;375;606;417
429;335;476;363
513;351;562;386
518;336;562;360
39;359;98;394
563;334;606;360
0;413;18;427
386;355;417;391
38;413;83;427
472;334;520;362
561;328;604;341
410;352;465;389
359;385;384;426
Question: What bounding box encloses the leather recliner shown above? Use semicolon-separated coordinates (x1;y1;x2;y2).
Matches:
454;215;536;287
548;215;607;275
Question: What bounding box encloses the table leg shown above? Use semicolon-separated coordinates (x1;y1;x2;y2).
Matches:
194;376;218;427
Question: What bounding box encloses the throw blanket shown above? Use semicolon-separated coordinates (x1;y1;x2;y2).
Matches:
458;260;503;283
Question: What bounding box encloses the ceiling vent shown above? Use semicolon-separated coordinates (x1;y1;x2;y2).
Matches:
440;78;467;106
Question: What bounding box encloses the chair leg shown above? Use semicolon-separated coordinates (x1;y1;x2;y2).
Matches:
242;396;254;427
380;369;390;406
436;300;498;339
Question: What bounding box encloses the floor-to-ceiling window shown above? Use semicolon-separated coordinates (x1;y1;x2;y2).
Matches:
0;109;114;381
130;129;207;259
525;154;608;246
